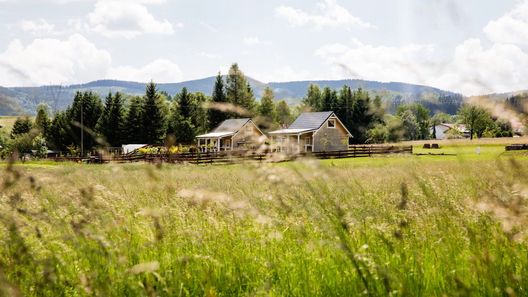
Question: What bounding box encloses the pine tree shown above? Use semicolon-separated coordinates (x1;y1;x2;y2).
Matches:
258;87;276;120
320;87;337;112
67;91;103;151
303;84;322;111
48;111;71;150
34;103;51;137
337;85;352;128
124;96;144;144
275;100;292;127
141;81;168;144
177;87;194;119
226;63;255;115
192;92;209;134
208;73;229;130
11;117;33;138
97;92;125;147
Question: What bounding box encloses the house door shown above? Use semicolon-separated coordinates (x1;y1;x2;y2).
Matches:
304;137;313;152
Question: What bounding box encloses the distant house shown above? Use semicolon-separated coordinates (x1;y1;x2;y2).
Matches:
269;111;352;153
432;123;470;139
196;118;266;152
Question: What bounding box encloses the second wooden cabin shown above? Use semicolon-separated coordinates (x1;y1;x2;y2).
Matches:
269;111;352;153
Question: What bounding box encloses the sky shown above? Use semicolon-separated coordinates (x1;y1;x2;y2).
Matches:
0;0;527;96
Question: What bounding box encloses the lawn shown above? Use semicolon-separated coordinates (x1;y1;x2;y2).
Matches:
1;144;527;296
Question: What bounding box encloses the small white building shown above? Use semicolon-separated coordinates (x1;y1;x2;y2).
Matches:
122;144;147;154
432;124;470;140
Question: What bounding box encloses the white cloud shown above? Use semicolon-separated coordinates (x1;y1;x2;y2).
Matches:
255;66;312;83
0;34;111;86
87;1;178;39
316;38;528;96
1;0;166;3
106;59;183;83
484;0;528;47
243;37;272;46
275;0;373;30
198;52;221;59
16;19;57;35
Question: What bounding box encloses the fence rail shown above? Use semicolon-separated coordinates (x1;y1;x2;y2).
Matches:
49;145;413;164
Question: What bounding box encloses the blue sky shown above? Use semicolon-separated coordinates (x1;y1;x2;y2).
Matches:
0;0;526;95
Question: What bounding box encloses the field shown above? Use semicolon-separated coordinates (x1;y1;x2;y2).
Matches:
0;116;19;135
1;140;528;296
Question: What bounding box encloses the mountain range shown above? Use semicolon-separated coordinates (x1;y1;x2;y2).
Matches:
0;76;507;116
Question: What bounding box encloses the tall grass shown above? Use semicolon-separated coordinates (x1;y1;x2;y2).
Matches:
0;155;527;296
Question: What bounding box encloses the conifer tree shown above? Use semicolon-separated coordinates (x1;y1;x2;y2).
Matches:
141;81;167;144
226;63;255;114
97;92;125;147
303;84;322;111
320;87;337;112
48;111;71;150
11;117;33;138
275;100;292;127
208;73;229;129
192;92;209;134
124;96;144;144
258;87;276;120
34;103;51;137
67;91;103;151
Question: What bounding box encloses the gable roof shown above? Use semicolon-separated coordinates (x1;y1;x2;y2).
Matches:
213;118;251;133
289;111;334;130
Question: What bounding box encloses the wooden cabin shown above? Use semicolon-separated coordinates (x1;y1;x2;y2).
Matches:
196;118;266;152
269;111;352;153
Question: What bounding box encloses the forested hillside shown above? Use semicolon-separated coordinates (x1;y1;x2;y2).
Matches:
1;76;462;115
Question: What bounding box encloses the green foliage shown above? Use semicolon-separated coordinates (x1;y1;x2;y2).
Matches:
368;115;403;143
258;87;276;120
320;87;337;112
303;86;382;143
208;73;229;130
141;82;168;144
396;103;431;140
47;111;71;150
34;104;51;136
226;63;255;114
10;116;33;138
458;105;494;140
303;84;322;111
275;100;292;126
97;92;125;147
192;92;209;135
67;91;104;152
124;96;144;144
167;88;207;144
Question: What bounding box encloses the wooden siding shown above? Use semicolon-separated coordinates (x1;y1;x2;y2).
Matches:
313;117;349;152
232;121;265;149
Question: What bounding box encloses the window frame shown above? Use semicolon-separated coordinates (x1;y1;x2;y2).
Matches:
327;118;336;129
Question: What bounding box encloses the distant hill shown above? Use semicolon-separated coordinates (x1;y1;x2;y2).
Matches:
0;77;463;115
472;90;528;101
0;87;24;115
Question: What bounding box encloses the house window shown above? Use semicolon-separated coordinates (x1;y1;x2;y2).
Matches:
327;119;336;128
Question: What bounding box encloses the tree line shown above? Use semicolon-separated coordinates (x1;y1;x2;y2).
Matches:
1;64;293;156
0;63;523;157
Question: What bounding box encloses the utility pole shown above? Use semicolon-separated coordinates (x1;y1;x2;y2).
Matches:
81;98;84;157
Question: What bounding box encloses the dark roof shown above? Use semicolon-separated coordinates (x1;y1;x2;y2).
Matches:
288;111;334;130
213;118;251;133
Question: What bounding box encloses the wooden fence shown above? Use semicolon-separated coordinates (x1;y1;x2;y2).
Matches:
50;145;412;164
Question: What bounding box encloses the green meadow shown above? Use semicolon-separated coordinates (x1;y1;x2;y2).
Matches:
1;141;527;296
